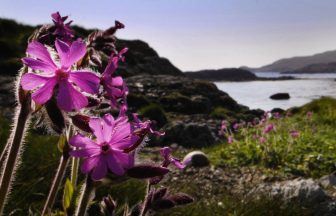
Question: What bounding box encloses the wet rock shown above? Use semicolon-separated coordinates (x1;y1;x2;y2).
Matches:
183;151;210;167
270;93;290;100
162;121;216;148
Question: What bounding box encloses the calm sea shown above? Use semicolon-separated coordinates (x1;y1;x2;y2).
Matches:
215;72;336;111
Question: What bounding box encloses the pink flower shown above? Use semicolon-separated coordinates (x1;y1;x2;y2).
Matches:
160;147;185;169
102;48;129;107
273;112;281;119
51;12;74;43
259;136;267;143
263;124;274;134
233;123;240;131
218;120;228;136
70;114;138;180
307;111;313;119
132;113;165;137
21;39;100;111
227;136;233;144
290;130;300;138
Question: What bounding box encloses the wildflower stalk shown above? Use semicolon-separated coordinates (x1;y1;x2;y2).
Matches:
140;181;151;216
41;148;70;215
0;141;10;167
71;157;79;186
76;176;96;216
0;95;31;214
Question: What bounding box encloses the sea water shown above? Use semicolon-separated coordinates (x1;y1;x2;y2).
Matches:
215;72;336;111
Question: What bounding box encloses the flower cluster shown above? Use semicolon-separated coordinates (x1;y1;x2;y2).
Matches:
9;11;193;215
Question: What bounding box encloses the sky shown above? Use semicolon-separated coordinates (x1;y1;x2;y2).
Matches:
1;0;336;71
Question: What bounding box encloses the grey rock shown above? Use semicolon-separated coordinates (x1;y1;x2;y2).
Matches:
319;172;336;188
270;93;290;100
162;121;216;148
183;151;210;167
252;178;328;205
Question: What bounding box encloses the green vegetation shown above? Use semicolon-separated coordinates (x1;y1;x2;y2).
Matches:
139;103;168;128
208;97;336;178
1;97;336;215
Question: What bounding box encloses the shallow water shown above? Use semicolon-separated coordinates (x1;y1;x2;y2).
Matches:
215;72;336;111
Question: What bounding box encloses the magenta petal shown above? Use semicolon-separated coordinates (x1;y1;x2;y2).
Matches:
107;87;123;97
69;71;100;94
89;118;105;144
113;135;138;149
171;158;186;169
102;114;114;143
27;41;56;68
113;150;134;169
63;40;86;68
111;76;123;86
103;57;118;77
91;157;108;180
22;57;56;73
31;78;57;105
55;39;70;67
57;80;88;111
81;156;100;174
110;122;132;144
107;154;125;176
70;148;100;158
69;134;98;148
21;73;52;90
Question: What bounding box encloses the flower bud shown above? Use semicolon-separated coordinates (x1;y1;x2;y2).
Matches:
45;99;65;134
70;114;91;133
126;165;169;179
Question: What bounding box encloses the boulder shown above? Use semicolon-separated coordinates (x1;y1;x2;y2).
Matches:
319;172;336;188
183;151;210;167
252;178;328;205
162;121;216;148
270;93;290;100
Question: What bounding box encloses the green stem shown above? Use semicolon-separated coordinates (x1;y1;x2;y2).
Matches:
41;153;70;215
75;176;96;216
0;101;31;214
71;157;79;187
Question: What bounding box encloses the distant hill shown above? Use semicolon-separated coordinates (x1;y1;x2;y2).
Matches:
247;50;336;72
0;18;182;77
185;68;257;81
282;62;336;74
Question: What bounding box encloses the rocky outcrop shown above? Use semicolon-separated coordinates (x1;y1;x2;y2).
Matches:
270;93;290;100
126;74;247;114
116;40;183;77
185;68;257;81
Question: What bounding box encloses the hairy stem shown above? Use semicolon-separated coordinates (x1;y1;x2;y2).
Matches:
71;157;79;187
140;181;151;216
41;153;70;215
75;176;95;216
0;100;31;214
0;141;10;167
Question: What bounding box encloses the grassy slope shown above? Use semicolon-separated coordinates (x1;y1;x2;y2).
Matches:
0;97;335;215
207;97;336;178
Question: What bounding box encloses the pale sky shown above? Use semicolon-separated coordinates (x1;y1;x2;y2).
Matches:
1;0;336;71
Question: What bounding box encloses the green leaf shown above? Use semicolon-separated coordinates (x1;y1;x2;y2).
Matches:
63;178;74;210
57;134;67;153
